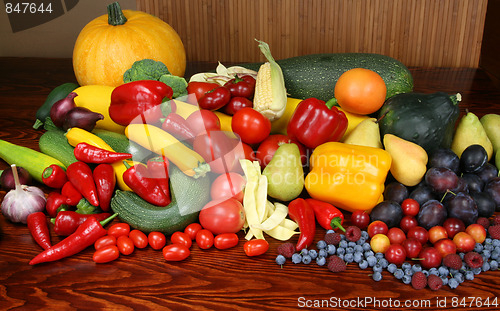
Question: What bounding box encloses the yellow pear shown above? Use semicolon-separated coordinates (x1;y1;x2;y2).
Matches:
451;112;493;160
480;114;500;151
342;118;383;149
337;107;370;139
383;134;428;187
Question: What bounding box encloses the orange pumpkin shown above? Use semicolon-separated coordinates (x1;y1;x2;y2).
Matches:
73;2;186;87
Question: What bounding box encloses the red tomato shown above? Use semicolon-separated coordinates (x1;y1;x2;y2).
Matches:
231;107;271;144
148;231;167;250
162;244;191;261
107;223;130;238
94;235;116;250
93;245;120;263
242;143;256;161
193;131;241;174
224;97;253;115
210;172;246;203
129;230;148;249
171;231;192;248
186;81;219;101
117;235;135;255
243;239;269;256
186;109;221;136
214;233;239;250
184;223;203;240
255;134;307;168
196;229;214;249
199;198;245;234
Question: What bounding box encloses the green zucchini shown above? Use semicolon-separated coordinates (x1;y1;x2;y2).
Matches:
92;129;152;163
38;130;78;167
33;82;79;129
111;165;210;234
240;53;413;102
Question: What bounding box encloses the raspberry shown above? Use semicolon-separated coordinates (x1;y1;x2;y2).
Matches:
427;274;443;291
443;253;462;270
276;242;296;259
324;232;342;246
488;225;500;240
345;226;362;242
476;217;490;229
411;271;427;290
464;252;484;269
327;255;347;273
492;215;500;226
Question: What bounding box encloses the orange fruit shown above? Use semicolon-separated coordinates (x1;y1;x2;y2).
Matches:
334;68;387;115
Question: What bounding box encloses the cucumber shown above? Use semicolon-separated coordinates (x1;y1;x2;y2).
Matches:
111;165;210;234
92;129;152;163
33;82;79;129
240;53;413;102
38;130;78;167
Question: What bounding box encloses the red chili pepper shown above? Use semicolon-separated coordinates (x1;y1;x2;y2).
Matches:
306;198;345;232
146;156;171;202
161;113;195;144
30;214;117;265
42;164;67;188
52;211;112;236
61;181;83;206
66;161;99;207
224;75;256;98
45;191;69;217
287;98;348;149
198;86;231;110
74;143;132;164
27;212;51;250
93;164;116;212
287;198;316;251
123;162;170;206
109;80;173;126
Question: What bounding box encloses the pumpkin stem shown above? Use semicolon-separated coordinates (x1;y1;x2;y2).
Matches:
108;2;127;26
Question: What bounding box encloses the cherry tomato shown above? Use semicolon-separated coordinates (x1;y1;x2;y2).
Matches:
243;239;269;256
193;131;241;174
350;210;371;230
199;198;245;234
196;229;214;249
224;97;253;115
94;235;116;250
198;86;231;110
186;81;219;101
255;134;307;168
93;245;120;263
117;235;135;255
186;109;221;136
214;233;239;250
224;75;256;98
210;172;246;203
162;244;191;261
148;231;167;250
107;222;130;238
129;229;148;249
231;107;271;145
401;198;420;216
171;231;192;248
184;223;203;240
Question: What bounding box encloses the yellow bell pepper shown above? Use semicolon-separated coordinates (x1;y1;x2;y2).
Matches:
304;142;391;213
337;107;370;140
270;97;302;135
214;111;233;132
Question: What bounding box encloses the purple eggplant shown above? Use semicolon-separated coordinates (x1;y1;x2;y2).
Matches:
50;92;78;128
62;107;104;132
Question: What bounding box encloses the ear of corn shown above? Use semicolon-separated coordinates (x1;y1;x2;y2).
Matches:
253;40;287;121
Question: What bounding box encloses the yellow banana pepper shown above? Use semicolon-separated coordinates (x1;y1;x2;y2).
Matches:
305;142;391;213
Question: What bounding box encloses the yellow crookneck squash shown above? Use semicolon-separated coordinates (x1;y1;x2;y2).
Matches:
73;2;186;87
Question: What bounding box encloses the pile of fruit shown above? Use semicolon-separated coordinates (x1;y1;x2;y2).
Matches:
1;2;500;291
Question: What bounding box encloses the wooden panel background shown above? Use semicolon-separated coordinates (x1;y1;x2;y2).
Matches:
136;0;488;68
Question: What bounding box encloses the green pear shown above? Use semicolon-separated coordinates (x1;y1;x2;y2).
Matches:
451;112;493;160
383;134;428;187
480;114;500;151
262;143;304;201
342;118;383;149
496;148;500;171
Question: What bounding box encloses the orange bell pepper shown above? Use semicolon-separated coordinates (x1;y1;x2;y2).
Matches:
304;142;391;213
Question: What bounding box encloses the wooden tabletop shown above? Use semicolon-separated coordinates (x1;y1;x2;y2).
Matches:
1;58;500;310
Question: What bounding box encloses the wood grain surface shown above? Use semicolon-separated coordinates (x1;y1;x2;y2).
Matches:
1;58;500;310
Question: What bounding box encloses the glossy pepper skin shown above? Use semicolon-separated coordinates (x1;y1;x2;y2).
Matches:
198;86;231;110
146;156;171;202
27;212;51;250
66;161;100;207
109;80;173;126
306;198;345;231
61;181;83;206
123;162;170;206
287;98;348;149
287;198;316;251
93;164;116;212
161;113;195;144
45;192;69;217
52;211;112;236
305;142;392;213
42;164;68;189
74;143;132;164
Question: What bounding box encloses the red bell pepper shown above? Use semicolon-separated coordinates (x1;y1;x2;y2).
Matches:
306;198;345;232
74;143;132;164
93;164;116;212
27;212;51;250
198;86;231;110
123;162;170;206
109;80;173;126
187;81;219;101
52;211;112;236
146;156;171;202
161;113;195;144
287;198;316;251
45;191;69;217
42;164;67;188
61;181;83;206
224;75;256;98
287;98;348;149
66;161;100;207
